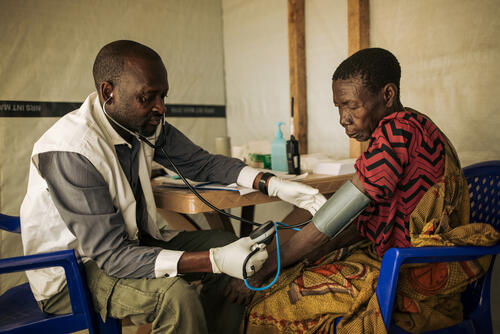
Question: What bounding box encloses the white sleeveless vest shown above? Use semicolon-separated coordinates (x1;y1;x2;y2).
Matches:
20;92;176;301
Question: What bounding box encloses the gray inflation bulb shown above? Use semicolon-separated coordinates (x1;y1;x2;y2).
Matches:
312;180;370;238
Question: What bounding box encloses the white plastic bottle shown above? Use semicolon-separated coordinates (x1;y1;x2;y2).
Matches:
271;122;288;172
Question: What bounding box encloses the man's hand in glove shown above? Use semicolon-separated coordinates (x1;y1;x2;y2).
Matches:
267;177;326;215
209;237;268;279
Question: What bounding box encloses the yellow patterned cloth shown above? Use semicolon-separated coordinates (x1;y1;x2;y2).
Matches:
243;141;500;333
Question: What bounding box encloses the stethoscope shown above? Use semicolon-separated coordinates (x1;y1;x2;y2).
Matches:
102;94;310;290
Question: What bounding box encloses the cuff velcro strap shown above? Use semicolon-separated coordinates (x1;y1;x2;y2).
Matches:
258;172;275;195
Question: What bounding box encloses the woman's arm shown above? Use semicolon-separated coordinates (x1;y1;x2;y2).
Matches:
252;173;368;282
224;173;369;304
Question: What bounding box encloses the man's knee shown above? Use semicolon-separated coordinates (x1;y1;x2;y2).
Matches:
162;279;202;310
155;279;207;332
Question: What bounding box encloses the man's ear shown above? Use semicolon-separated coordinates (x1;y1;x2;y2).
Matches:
382;83;398;108
99;81;114;102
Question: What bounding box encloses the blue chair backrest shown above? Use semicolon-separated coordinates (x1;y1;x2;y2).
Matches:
463;160;500;230
461;160;500;321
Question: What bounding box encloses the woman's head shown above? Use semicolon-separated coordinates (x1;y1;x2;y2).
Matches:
333;48;401;97
332;48;403;142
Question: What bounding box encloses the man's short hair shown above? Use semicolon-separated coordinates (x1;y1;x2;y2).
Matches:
92;40;161;90
332;48;401;97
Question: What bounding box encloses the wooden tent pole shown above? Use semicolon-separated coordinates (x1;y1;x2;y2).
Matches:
288;0;307;154
347;0;370;158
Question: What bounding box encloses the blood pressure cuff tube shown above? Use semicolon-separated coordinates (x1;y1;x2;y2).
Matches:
312;180;371;238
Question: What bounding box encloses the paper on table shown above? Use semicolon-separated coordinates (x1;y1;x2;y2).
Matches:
155;171;309;196
156;176;254;195
312;159;356;176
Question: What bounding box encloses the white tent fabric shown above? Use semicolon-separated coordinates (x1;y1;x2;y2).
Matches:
223;0;500;165
370;0;500;167
222;0;349;158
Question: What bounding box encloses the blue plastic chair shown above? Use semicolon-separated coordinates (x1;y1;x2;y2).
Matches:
374;160;500;333
0;213;121;334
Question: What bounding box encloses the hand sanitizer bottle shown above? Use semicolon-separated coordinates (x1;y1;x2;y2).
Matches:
271;122;288;172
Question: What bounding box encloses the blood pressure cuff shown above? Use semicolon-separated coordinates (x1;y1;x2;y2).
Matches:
312;180;371;238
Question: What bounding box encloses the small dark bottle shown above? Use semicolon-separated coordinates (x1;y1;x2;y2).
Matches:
286;135;300;174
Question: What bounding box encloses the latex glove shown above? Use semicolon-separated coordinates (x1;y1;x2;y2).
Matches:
267;177;327;215
209;237;268;279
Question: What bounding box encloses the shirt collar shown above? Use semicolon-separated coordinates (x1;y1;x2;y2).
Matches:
91;92;133;148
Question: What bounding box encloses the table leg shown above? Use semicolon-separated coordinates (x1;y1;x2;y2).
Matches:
239;205;255;237
203;211;235;234
157;208;200;231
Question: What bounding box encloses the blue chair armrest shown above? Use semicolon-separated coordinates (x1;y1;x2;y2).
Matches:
0;249;91;317
376;244;500;330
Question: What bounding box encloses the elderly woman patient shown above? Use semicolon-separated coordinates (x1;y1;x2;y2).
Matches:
227;48;500;333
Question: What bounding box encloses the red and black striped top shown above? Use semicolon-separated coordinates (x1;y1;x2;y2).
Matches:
354;109;445;256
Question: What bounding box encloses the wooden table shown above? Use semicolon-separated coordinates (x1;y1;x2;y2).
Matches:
153;173;353;236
